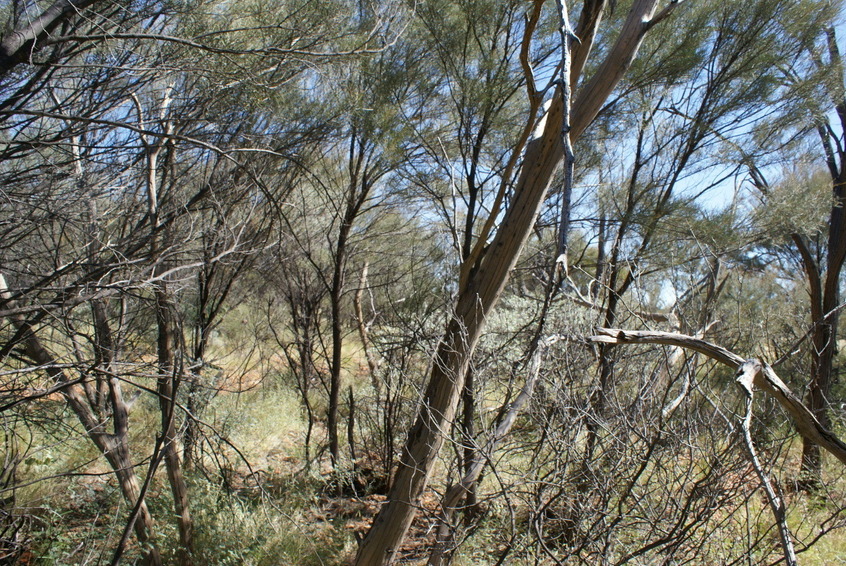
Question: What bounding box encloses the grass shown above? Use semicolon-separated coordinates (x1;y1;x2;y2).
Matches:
11;394;846;566
187;475;352;566
6;319;846;566
4;372;361;565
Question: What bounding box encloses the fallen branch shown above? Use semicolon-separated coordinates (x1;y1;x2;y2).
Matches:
589;328;846;467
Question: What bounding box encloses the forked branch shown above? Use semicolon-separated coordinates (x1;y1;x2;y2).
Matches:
736;361;798;566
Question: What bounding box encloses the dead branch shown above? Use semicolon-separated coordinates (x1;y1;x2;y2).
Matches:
736;361;797;566
589;328;846;467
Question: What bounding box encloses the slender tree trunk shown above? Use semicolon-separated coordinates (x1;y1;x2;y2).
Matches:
301;321;316;465
355;90;565;565
329;238;347;467
354;262;381;385
459;368;477;518
798;167;846;488
183;369;201;470
799;223;843;486
184;263;210;470
138;84;194;562
329;129;373;468
801;308;834;487
456;148;484;520
800;30;846;487
591;210;606;300
348;386;358;464
154;283;194;564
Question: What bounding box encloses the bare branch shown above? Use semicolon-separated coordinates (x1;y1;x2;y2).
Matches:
590;328;846;467
736;361;798;566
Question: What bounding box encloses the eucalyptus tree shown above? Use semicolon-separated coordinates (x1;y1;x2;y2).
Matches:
397;0;556;521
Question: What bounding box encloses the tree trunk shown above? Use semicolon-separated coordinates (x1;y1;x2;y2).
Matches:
329;129;374;468
355;92;564;563
800;310;835;487
799;29;846;487
354;262;381;386
798;124;846;486
154;283;195;564
459;367;477;518
0;0;101;75
0;273;162;564
328;253;345;467
354;3;666;562
137;82;194;562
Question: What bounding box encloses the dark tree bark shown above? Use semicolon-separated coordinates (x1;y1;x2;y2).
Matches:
798;33;846;483
751;28;846;487
0;0;101;75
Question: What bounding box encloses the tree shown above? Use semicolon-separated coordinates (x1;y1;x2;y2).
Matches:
744;14;846;488
355;1;685;562
400;0;553;522
0;3;182;562
0;0;405;561
5;0;846;563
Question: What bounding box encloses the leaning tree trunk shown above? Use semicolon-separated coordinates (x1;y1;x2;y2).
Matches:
354;2;668;562
354;90;565;566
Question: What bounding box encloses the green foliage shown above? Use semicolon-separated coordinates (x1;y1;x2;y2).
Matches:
188;476;350;566
752;167;833;241
3;0;846;564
